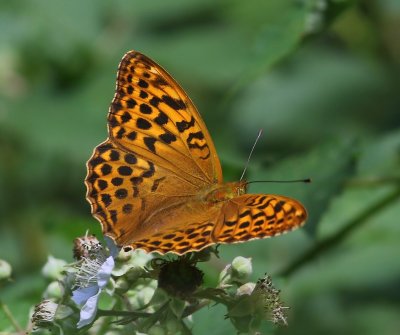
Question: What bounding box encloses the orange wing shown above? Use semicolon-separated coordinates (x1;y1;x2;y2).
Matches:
86;51;222;247
122;193;307;255
86;51;307;255
108;51;222;184
212;194;307;244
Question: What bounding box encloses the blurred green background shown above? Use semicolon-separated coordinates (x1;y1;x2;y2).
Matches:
1;0;400;334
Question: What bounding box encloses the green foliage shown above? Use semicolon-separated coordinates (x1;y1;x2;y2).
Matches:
1;0;399;334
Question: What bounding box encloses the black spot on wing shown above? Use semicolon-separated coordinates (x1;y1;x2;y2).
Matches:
239;210;252;218
154;76;168;87
127;131;137;140
111;177;123;186
127;99;136;109
109;150;120;161
159;133;176;144
239;221;250;229
144;137;156;153
142;162;155;178
97;142;113;154
151;177;166;192
97;179;108;190
124;153;137;164
138;79;149;88
109;115;118;128
115;188;128;199
131;177;143;185
109;210;117;224
118;166;133;176
154;111;168;126
101;164;112;176
176;116;195;133
149;96;162;107
274;201;285;212
257;198;273;210
162;95;185;110
136;118;152;130
187;131;204;146
111;101;123;113
121;111;132;123
140;103;152;114
89;156;105;168
101;194;112;207
122;203;133;214
116;128;126;139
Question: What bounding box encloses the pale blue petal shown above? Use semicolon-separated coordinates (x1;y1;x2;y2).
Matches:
77;288;101;328
72;285;99;306
104;236;120;258
97;256;114;288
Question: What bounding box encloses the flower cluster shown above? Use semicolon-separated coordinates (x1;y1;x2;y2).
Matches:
218;257;288;332
26;235;291;334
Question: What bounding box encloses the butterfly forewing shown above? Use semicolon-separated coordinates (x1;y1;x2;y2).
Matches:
108;51;222;185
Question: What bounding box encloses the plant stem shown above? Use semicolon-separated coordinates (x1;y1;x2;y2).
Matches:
277;187;400;278
97;309;152;317
182;299;211;318
0;301;23;332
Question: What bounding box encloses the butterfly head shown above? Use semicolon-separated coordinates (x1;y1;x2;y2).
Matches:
203;181;247;203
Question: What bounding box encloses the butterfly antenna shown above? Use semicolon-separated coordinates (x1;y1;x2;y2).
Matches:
247;178;311;185
240;129;263;181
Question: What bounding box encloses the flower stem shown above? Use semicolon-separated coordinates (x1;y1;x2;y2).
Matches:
0;300;23;332
97;309;152;318
182;299;211;318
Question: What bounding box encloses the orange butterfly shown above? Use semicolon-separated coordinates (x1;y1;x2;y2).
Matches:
85;51;307;255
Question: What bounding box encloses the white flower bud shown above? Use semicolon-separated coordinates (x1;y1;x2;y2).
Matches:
231;257;252;281
43;281;63;300
41;256;67;281
0;259;12;280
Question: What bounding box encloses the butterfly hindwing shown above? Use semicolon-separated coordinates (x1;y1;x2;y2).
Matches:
108;193;307;255
213;194;307;243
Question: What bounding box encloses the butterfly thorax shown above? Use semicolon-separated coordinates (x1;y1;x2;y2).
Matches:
203;181;247;204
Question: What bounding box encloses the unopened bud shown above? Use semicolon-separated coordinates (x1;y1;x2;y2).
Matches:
231;257;252;281
43;281;63;300
41;256;67;281
0;259;12;280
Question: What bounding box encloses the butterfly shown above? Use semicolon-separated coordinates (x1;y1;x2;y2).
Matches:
85;51;307;255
